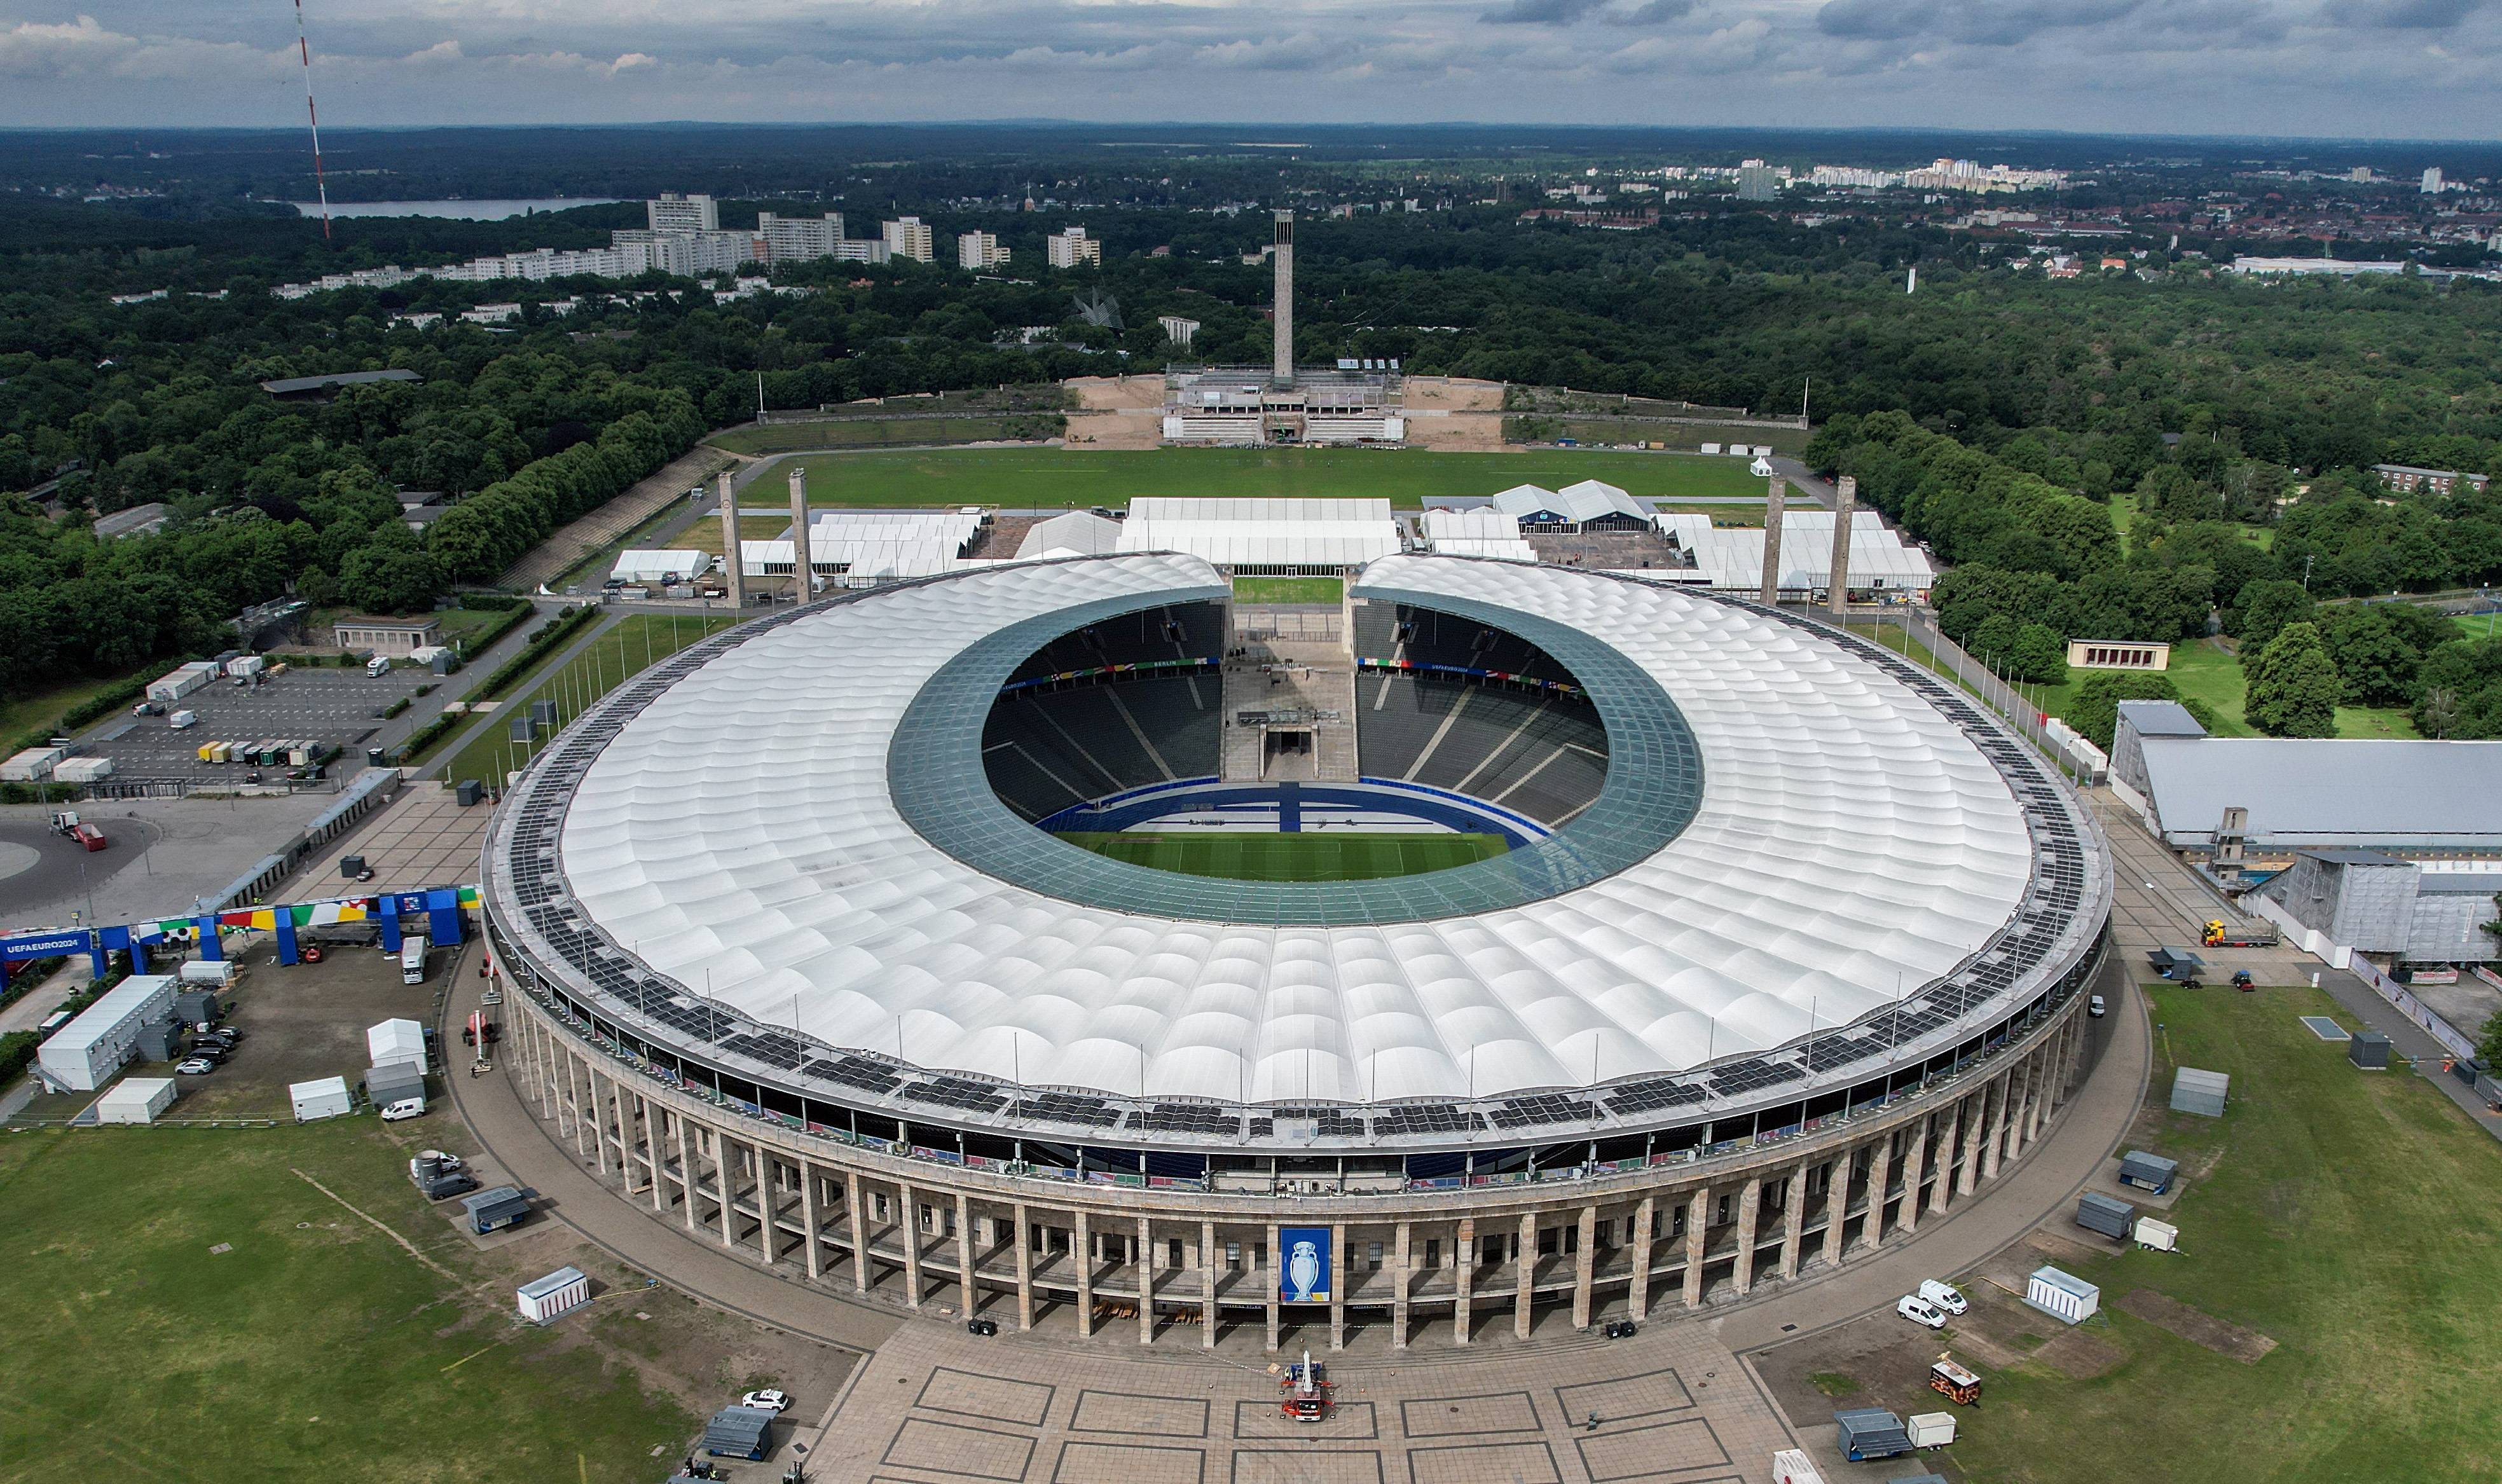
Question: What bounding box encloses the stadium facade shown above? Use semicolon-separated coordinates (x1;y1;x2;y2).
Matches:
483;554;2110;1347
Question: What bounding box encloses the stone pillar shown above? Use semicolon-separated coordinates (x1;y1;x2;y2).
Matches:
1627;1196;1656;1319
1895;1115;1930;1237
1075;1210;1095;1338
1571;1205;1599;1329
844;1169;868;1291
1329;1221;1348;1352
755;1149;776;1264
2024;1048;2050;1143
1452;1218;1476;1345
957;1193;979;1317
1932;1096;1964;1213
1138;1216;1155;1345
562;1052;584;1148
1271;209;1295;383
1956;1090;1986;1199
1826;474;1857;617
1681;1187;1708;1308
715;469;745;609
1862;1134;1895;1251
1203;1219;1220;1348
799;1159;821;1280
1391;1221;1412;1350
1759;474;1787;605
591;1073;614;1178
1263;1221;1281;1352
899;1182;923;1308
1513;1213;1537;1340
677;1115;699;1233
1979;1078;2009;1181
1013;1202;1034;1331
787;466;813;600
1778;1162;1810;1278
1731;1178;1764;1294
642;1097;666;1209
2004;1055;2034;1159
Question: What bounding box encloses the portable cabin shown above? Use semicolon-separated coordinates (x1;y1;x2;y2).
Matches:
2076;1191;2136;1239
2134;1217;2180;1252
96;1076;177;1125
2117;1150;2178;1193
2023;1266;2100;1324
2171;1067;2230;1118
702;1406;776;1461
1834;1410;1913;1462
516;1265;591;1324
2349;1031;2393;1069
462;1186;532;1235
289;1075;352;1123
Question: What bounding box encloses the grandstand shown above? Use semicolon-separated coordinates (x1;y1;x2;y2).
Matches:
984;600;1226;821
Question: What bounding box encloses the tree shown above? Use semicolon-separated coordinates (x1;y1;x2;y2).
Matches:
2244;621;2342;737
2230;578;2314;648
2070;671;2190;752
2320;604;2430;707
2011;623;2070;685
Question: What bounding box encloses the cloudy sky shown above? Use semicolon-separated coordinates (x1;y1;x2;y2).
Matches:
3;0;2500;139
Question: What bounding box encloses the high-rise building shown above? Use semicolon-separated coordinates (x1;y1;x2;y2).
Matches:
648;192;719;233
1045;226;1101;269
1157;314;1199;349
2423;167;2446;195
757;212;844;262
882;217;933;263
958;231;1010;270
1736;160;1780;202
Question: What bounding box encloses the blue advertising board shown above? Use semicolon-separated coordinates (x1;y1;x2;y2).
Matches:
1279;1226;1332;1303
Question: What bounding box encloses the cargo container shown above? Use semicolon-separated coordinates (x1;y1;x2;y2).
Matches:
2117;1150;2178;1193
177;959;238;989
2023;1266;2100;1324
196;742;220;763
2171;1067;2229;1118
2349;1032;2392;1069
2076;1190;2136;1238
1906;1412;1958;1448
36;975;179;1092
72;822;106;851
516;1265;590;1324
2134;1216;2179;1252
462;1185;532;1235
1834;1409;1913;1462
146;662;218;702
53;756;115;784
0;745;68;782
289;1075;353;1123
97;1076;178;1125
168;710;198;731
226;654;266;680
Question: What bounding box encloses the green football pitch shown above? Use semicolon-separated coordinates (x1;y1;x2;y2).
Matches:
1056;830;1508;881
734;446;1772;509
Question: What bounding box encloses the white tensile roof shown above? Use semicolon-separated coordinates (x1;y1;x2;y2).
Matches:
1015;510;1125;560
1491;480;1648;525
1119;497;1401;568
551;554;2033;1105
1420;507;1536;561
610;549;710;582
1659;512;1935;591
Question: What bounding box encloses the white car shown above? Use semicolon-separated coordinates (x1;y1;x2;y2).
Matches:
1918;1279;1969;1316
2088;994;2107;1017
741;1389;791;1413
175;1056;217;1075
1897;1295;1949;1329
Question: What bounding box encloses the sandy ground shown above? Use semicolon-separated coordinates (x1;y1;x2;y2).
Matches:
1066;376;1166;449
1401;376;1509;450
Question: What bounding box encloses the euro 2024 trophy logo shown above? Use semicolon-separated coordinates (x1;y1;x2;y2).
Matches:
1281;1227;1330;1302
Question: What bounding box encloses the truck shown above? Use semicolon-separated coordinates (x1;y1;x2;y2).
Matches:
400;935;428;985
168;710;198;731
366;655;392;677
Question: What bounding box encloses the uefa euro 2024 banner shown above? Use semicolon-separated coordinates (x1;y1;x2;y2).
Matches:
1280;1226;1332;1303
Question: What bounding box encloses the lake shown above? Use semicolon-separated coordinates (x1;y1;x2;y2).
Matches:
285;197;623;221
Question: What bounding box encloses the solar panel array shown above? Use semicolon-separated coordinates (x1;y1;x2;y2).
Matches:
1372;1104;1487;1136
1131;1103;1244;1136
1010;1093;1122;1129
1248;1107;1372;1139
1490;1093;1597;1129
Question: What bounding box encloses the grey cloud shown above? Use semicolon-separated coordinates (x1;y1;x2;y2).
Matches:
2324;0;2484;27
1817;0;2148;45
1481;0;1612;24
1614;0;1700;22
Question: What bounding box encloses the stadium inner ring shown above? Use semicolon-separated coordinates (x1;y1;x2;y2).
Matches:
482;553;2111;1343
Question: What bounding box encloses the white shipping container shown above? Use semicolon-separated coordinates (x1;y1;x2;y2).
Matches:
146;663;216;701
36;975;179;1092
226;654;266;679
516;1265;591;1323
2023;1265;2101;1325
53;757;116;783
177;959;238;987
0;745;68;782
2134;1216;2179;1251
289;1075;353;1123
1907;1412;1958;1447
97;1076;177;1125
1771;1449;1827;1484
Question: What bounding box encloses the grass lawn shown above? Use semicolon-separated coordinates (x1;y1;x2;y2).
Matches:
710;416;1044;455
1948;984;2502;1484
680;514;794;558
739;446;1770;509
1233;576;1344;604
1056;830;1508;881
441;614;734;789
0;666;155;743
0;1121;696;1482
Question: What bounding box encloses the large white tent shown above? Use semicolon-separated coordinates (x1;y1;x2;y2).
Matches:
1658;511;1935;598
1118;497;1401;570
1420;507;1536;561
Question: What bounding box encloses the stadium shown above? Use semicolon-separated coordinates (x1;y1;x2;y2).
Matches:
482;553;2112;1348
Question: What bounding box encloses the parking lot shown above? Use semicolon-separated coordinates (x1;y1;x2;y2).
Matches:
88;667;435;783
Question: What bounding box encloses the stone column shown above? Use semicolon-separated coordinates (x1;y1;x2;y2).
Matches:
1203;1219;1221;1348
1263;1220;1281;1352
1138;1216;1156;1345
1452;1217;1476;1345
534;1016;556;1120
1391;1221;1412;1350
1329;1220;1348;1351
1759;474;1788;605
677;1115;699;1233
2023;1048;2050;1144
1075;1210;1096;1338
1731;1178;1763;1294
899;1182;923;1308
1956;1089;1986;1199
1013;1202;1034;1331
1571;1206;1599;1329
562;1052;584;1149
715;469;745;608
642;1097;666;1209
799;1158;822;1281
957;1193;979;1317
1894;1115;1930;1237
787;466;813;599
1862;1134;1895;1251
1825;474;1857;617
1627;1197;1656;1319
1979;1078;2009;1181
591;1073;614;1179
1681;1187;1708;1308
844;1169;868;1291
1513;1213;1537;1340
1932;1096;1965;1213
1778;1162;1810;1279
755;1148;776;1264
703;1132;734;1250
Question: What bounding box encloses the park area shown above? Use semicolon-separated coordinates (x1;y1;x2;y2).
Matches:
733;446;1774;510
1056;830;1508;881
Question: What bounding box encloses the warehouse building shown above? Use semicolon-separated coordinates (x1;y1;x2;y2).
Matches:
2114;711;2502;854
37;975;177;1093
2260;851;2502;964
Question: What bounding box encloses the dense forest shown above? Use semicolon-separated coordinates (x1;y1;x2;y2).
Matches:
7;151;2502;729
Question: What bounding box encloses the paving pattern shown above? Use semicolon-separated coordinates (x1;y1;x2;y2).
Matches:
302;781;493;895
818;1322;1785;1484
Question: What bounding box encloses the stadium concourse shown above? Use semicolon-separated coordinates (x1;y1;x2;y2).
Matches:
479;552;2110;1350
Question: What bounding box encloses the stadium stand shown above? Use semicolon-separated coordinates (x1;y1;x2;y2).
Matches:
986;675;1220;820
1005;601;1225;684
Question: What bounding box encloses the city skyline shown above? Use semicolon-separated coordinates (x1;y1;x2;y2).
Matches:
6;1;2502;140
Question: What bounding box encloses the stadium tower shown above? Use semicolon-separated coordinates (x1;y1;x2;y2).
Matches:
1272;209;1294;385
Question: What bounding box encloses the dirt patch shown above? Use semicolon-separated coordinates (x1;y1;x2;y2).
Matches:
2115;1289;2278;1363
966;516;1043;558
1756;1308;1997;1432
2032;1328;2128;1379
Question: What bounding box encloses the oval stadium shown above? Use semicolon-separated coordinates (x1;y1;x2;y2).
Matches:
481;552;2112;1346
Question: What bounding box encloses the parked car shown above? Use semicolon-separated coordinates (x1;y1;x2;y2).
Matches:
739;1389;791;1414
380;1098;425;1122
181;1043;225;1064
421;1173;479;1201
2087;994;2107;1018
1897;1295;1949;1329
1917;1279;1969;1316
174;1057;217;1075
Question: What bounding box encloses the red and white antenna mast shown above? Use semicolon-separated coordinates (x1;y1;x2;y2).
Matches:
295;0;332;240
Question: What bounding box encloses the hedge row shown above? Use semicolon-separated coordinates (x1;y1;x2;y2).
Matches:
474;604;601;702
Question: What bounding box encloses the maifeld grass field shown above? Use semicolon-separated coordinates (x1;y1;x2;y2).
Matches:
736;446;1778;510
1057;830;1509;881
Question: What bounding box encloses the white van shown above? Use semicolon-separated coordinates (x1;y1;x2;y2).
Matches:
366;656;392;677
380;1097;425;1122
399;936;427;985
1918;1278;1969;1315
168;710;199;731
